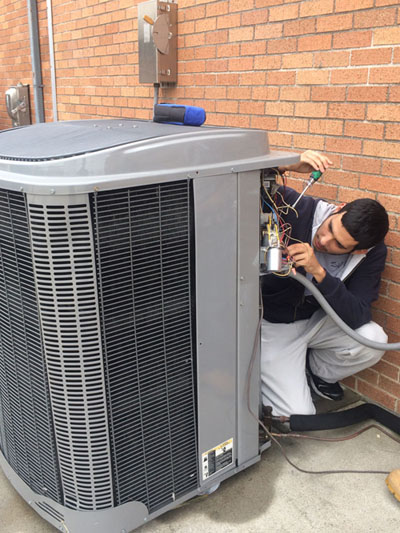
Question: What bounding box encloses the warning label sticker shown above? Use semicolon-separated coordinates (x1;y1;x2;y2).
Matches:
202;439;233;480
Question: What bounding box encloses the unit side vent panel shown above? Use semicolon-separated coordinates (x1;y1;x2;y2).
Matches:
0;189;62;502
91;180;198;512
27;196;113;511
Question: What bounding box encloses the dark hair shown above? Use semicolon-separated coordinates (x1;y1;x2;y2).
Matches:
338;198;389;250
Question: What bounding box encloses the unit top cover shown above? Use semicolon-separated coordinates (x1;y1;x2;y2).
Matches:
0;119;299;195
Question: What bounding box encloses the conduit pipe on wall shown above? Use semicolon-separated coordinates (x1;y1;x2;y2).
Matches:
27;0;45;123
46;0;57;121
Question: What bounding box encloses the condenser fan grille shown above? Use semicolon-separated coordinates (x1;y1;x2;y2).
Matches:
0;189;62;503
91;180;198;512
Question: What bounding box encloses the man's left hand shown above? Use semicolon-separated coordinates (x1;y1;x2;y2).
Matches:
286;243;326;283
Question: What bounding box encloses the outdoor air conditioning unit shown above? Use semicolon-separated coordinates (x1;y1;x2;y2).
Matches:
0;120;297;533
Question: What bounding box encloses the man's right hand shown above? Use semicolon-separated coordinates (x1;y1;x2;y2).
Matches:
279;150;333;174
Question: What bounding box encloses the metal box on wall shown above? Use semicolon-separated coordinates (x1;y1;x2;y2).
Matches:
138;0;177;84
5;83;31;127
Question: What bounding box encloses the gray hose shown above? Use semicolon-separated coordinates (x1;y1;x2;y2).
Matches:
289;271;400;351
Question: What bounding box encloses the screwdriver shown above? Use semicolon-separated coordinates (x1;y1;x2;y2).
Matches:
291;170;323;209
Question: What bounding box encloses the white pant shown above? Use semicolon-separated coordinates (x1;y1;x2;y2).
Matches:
261;310;388;416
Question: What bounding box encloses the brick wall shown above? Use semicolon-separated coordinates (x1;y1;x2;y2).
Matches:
0;0;400;410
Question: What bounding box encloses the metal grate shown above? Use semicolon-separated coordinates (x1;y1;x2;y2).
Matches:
91;180;198;512
27;196;114;511
0;189;62;502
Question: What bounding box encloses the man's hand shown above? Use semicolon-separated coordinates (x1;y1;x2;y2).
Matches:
286;243;326;283
279;150;333;175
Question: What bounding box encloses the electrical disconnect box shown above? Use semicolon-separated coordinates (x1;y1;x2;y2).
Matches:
138;0;177;84
5;83;31;127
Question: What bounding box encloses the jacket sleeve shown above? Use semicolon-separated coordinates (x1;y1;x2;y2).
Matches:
314;243;387;329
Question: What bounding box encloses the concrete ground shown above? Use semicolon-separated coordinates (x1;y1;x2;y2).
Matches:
1;393;399;533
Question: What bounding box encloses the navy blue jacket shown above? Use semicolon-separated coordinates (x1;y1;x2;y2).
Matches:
261;187;387;329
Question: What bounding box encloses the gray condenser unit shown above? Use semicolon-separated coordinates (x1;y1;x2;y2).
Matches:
0;120;297;532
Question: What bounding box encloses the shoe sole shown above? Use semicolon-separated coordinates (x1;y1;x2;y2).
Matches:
386;478;400;502
309;375;338;401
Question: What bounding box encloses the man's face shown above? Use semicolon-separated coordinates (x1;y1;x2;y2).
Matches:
313;212;359;255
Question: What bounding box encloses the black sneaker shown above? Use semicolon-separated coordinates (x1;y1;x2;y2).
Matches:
306;359;344;401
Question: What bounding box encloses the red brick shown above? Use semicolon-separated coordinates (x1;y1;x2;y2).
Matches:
357;380;397;410
281;52;313;69
354;7;397;28
280;87;311;102
278;117;309;133
298;34;332;52
364;140;400;160
204;86;226;99
378;194;400;214
217;43;240;57
394;47;400;64
333;31;372;49
254;55;282;70
389;86;400;102
309;119;344;136
269;4;299;21
386;124;400;141
335;0;373;12
266;70;296;85
242;8;269;26
329;103;366;120
241;41;266;56
225;114;250;128
228;56;254;71
316;13;353;33
314;51;349;68
229;26;254;42
216;73;239;85
240;71;267;85
347;86;388;102
206;1;229;16
205;30;228;44
195;17;216;32
265;102;294;116
267;37;297;54
217;100;239;113
254;23;283;40
359;175;400;195
292;134;325;151
184;5;206;20
205;59;229;72
379;375;400;398
300;0;334;17
252;86;280;100
374;26;400;45
216;13;241;29
228;86;252;99
338;188;375;203
342;156;380;175
367;104;400;121
388;282;400;301
296;70;330;85
356;368;379;385
195;46;216;59
311;86;346;101
326;137;362;155
351;48;392;66
345;121;384;140
331;68;368;85
311;182;338;201
250;115;278;131
268;132;293;148
370;67;400;84
295;102;328;118
228;0;255;13
382;160;400;178
239;100;264;115
323;170;359;188
284;18;316;37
